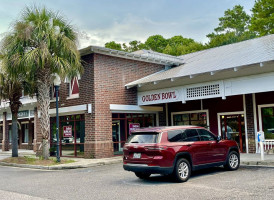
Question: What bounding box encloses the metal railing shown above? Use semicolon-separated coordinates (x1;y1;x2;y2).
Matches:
257;139;274;153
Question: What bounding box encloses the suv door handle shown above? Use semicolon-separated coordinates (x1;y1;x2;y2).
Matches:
186;144;192;147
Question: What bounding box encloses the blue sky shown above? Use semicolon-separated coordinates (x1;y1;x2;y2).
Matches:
0;0;255;48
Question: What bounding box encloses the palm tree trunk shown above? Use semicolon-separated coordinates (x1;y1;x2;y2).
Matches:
37;68;51;160
12;113;18;157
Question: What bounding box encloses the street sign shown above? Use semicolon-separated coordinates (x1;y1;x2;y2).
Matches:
63;126;73;137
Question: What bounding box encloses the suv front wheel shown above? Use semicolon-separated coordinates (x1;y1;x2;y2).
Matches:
224;151;240;170
173;158;191;182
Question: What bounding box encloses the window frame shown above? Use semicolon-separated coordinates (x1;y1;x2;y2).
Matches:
171;110;209;129
196;128;216;141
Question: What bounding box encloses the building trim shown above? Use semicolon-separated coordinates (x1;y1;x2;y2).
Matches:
137;72;274;106
243;95;249;154
110;104;163;113
258;103;274;133
80;46;184;66
252;94;258;153
165;103;169;126
49;104;87;116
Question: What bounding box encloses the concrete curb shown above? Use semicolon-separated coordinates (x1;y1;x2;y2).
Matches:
1;159;273;170
0;159;123;170
240;161;274;168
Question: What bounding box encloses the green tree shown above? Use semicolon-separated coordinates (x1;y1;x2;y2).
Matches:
250;0;274;36
163;36;204;56
0;64;35;157
215;5;251;36
105;35;204;56
207;5;255;48
0;72;22;157
167;36;194;47
123;40;146;52
177;42;205;55
1;6;82;159
144;35;168;53
105;41;122;51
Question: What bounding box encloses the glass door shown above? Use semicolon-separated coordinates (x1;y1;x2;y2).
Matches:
50;114;85;157
220;114;246;153
112;120;122;154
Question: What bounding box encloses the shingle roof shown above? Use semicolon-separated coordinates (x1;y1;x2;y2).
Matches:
126;34;274;88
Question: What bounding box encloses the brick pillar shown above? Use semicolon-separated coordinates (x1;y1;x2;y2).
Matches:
2;112;9;151
33;108;42;156
245;94;256;153
159;104;167;126
28;121;33;150
84;111;96;158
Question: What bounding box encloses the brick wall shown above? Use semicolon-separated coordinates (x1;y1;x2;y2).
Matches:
245;94;256;153
47;52;164;158
50;54;95;108
91;54;164;158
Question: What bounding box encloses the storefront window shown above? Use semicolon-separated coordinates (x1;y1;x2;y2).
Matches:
22;124;29;143
50;114;85;157
262;107;274;139
112;113;156;155
173;111;207;127
9;125;12;143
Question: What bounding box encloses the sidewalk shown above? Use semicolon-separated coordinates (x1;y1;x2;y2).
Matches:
0;150;273;170
0;149;122;170
240;153;274;167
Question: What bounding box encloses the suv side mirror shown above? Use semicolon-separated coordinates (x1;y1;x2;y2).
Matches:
216;135;221;142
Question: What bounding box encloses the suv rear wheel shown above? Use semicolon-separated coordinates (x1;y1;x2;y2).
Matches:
173;158;191;182
135;172;151;179
224;151;240;170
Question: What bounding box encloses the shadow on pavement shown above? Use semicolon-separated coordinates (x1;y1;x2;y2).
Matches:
132;166;228;184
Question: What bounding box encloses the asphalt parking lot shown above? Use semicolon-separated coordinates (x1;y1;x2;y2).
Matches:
0;163;273;200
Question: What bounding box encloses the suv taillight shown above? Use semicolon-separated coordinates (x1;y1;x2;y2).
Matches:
144;146;167;150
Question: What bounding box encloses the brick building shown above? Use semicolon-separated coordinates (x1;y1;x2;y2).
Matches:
1;34;274;158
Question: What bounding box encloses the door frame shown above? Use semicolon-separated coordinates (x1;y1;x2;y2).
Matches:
217;111;246;152
258;103;274;133
112;120;122;152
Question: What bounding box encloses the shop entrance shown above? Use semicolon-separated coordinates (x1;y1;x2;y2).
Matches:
50;114;85;157
112;121;122;154
112;113;156;155
219;113;246;153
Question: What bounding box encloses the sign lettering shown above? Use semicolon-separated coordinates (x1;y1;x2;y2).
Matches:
63;126;73;137
141;91;178;103
129;123;140;135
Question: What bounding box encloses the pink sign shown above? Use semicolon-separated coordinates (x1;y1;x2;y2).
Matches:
63;126;72;137
129;123;140;135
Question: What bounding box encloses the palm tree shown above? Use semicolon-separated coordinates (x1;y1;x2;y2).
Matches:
0;6;82;159
0;69;22;157
0;61;35;157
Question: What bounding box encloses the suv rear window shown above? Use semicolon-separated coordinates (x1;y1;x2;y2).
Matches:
127;132;159;144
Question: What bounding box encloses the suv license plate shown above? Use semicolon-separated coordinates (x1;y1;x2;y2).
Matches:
133;153;141;159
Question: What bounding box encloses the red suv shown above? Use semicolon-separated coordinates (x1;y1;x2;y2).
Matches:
123;126;240;182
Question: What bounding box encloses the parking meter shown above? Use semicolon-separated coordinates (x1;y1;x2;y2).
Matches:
257;131;265;142
257;131;265;160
